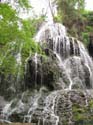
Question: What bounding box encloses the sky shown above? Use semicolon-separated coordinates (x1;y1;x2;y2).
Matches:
30;0;54;19
19;0;93;19
29;0;93;21
30;0;93;14
30;0;93;15
85;0;93;10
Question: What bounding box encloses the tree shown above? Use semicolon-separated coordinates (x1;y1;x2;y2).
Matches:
0;1;45;95
54;0;85;38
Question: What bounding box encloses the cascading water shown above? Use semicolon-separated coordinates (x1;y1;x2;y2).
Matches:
1;0;93;123
42;91;60;125
15;21;93;124
35;22;93;90
1;0;93;124
15;43;23;91
34;53;38;88
1;20;93;124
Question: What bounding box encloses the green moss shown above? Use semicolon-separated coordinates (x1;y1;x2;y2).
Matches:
89;100;93;108
72;99;93;125
72;104;88;122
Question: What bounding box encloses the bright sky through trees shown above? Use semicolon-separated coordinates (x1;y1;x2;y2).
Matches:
29;0;93;21
85;0;93;10
30;0;93;17
30;0;93;14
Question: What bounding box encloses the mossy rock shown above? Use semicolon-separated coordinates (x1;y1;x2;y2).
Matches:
25;53;62;91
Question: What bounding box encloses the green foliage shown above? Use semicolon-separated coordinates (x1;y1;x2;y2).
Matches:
0;4;18;45
0;3;45;80
81;11;93;45
18;0;31;9
0;3;17;21
0;54;16;75
89;100;93;108
55;0;86;39
3;0;31;10
56;0;85;21
54;0;93;46
81;32;89;46
53;14;62;23
72;99;93;125
72;104;87;121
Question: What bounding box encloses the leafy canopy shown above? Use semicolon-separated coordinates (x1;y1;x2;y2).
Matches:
0;2;44;77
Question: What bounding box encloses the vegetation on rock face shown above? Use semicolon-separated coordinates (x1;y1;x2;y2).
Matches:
54;0;93;48
0;3;44;73
25;53;62;90
0;0;93;124
54;0;85;37
0;0;93;96
0;1;45;96
81;11;93;46
72;99;93;125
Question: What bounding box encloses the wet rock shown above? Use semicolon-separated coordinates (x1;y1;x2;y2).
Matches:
1;22;93;125
4;90;93;125
88;35;93;57
0;96;8;108
0;73;22;100
65;56;92;89
9;113;24;122
25;54;62;90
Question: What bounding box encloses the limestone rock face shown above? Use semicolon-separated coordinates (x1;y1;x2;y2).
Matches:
1;22;93;125
88;35;93;57
2;90;93;125
25;54;63;90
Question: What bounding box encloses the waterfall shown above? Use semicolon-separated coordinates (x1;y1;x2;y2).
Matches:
43;91;60;125
19;21;93;124
1;3;93;122
35;22;93;89
1;0;93;124
34;53;38;88
2;100;14;121
24;92;41;123
1;21;93;124
15;43;23;91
